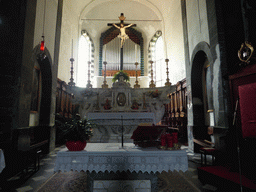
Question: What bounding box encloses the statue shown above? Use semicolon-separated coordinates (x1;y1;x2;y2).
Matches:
113;23;135;48
103;98;111;110
131;99;139;110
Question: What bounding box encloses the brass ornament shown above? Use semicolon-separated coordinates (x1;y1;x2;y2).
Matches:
238;41;254;64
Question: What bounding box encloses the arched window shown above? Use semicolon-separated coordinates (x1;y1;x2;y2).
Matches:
148;31;165;87
155;36;165;87
77;31;94;87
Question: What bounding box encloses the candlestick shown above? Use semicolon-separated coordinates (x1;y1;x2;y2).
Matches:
86;61;92;88
68;38;76;88
102;61;108;88
134;62;140;88
165;59;171;86
149;60;155;88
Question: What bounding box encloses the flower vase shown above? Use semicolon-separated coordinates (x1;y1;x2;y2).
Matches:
66;140;87;151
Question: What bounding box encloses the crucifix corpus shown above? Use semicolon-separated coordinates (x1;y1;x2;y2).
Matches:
107;13;136;70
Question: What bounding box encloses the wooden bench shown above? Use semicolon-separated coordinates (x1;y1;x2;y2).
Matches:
199;147;219;166
193;139;213;152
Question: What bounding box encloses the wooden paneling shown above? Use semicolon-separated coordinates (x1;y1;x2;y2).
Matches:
162;79;187;141
56;78;77;119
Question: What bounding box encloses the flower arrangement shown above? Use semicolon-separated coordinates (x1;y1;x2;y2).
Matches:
55;113;96;143
112;70;130;82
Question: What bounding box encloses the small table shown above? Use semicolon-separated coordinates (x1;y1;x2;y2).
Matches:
0;149;5;173
199;147;218;166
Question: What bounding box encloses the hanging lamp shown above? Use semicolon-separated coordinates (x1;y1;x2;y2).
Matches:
40;0;46;52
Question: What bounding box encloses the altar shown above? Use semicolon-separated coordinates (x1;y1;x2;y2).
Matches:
87;112;155;142
71;79;175;143
54;143;188;173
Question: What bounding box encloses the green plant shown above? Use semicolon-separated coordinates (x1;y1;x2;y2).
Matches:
112;70;130;82
55;113;96;143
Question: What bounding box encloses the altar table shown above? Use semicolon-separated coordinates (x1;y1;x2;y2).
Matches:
0;149;5;173
54;143;188;173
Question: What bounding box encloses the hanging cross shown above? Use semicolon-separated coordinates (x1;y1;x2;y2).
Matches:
107;13;136;70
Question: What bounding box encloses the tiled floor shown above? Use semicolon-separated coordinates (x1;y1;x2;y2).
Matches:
1;144;218;192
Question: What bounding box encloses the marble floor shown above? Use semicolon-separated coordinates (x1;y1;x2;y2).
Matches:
1;144;218;192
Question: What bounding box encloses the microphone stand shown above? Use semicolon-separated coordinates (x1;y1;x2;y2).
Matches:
233;97;243;192
121;115;124;148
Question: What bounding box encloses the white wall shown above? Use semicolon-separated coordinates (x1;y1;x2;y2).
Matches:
34;0;58;60
58;0;79;83
31;0;58;126
186;0;210;59
57;0;186;87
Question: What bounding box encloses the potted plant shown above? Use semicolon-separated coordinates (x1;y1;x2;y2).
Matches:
112;70;130;82
55;113;96;151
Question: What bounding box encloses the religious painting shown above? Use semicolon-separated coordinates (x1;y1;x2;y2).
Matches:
30;67;40;112
117;92;126;106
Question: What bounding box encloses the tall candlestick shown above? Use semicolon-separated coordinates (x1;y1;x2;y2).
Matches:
165;59;171;86
149;60;155;88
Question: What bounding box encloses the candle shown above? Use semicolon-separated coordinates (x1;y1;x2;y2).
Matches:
104;44;107;61
71;39;73;58
88;43;91;61
165;42;167;59
135;44;137;61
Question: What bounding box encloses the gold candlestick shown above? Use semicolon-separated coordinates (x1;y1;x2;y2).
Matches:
102;61;108;88
165;59;171;86
134;62;140;88
86;61;92;88
149;60;155;88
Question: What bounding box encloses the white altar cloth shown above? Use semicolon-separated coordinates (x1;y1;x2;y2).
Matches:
54;143;188;173
0;149;5;173
87;112;156;124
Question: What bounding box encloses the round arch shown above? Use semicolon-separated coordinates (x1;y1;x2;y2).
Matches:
79;0;163;23
32;45;53;126
99;26;144;76
190;41;214;139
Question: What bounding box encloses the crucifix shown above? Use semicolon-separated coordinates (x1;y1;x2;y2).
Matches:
107;13;136;70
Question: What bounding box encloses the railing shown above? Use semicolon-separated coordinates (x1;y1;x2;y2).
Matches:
102;70;141;77
106;63;140;71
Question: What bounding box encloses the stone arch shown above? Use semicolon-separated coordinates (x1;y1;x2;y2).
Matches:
80;30;95;82
79;0;163;23
191;41;214;139
32;45;53;125
148;30;163;76
99;26;144;76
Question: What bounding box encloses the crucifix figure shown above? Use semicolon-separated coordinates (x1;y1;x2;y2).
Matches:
107;13;136;70
113;23;135;48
